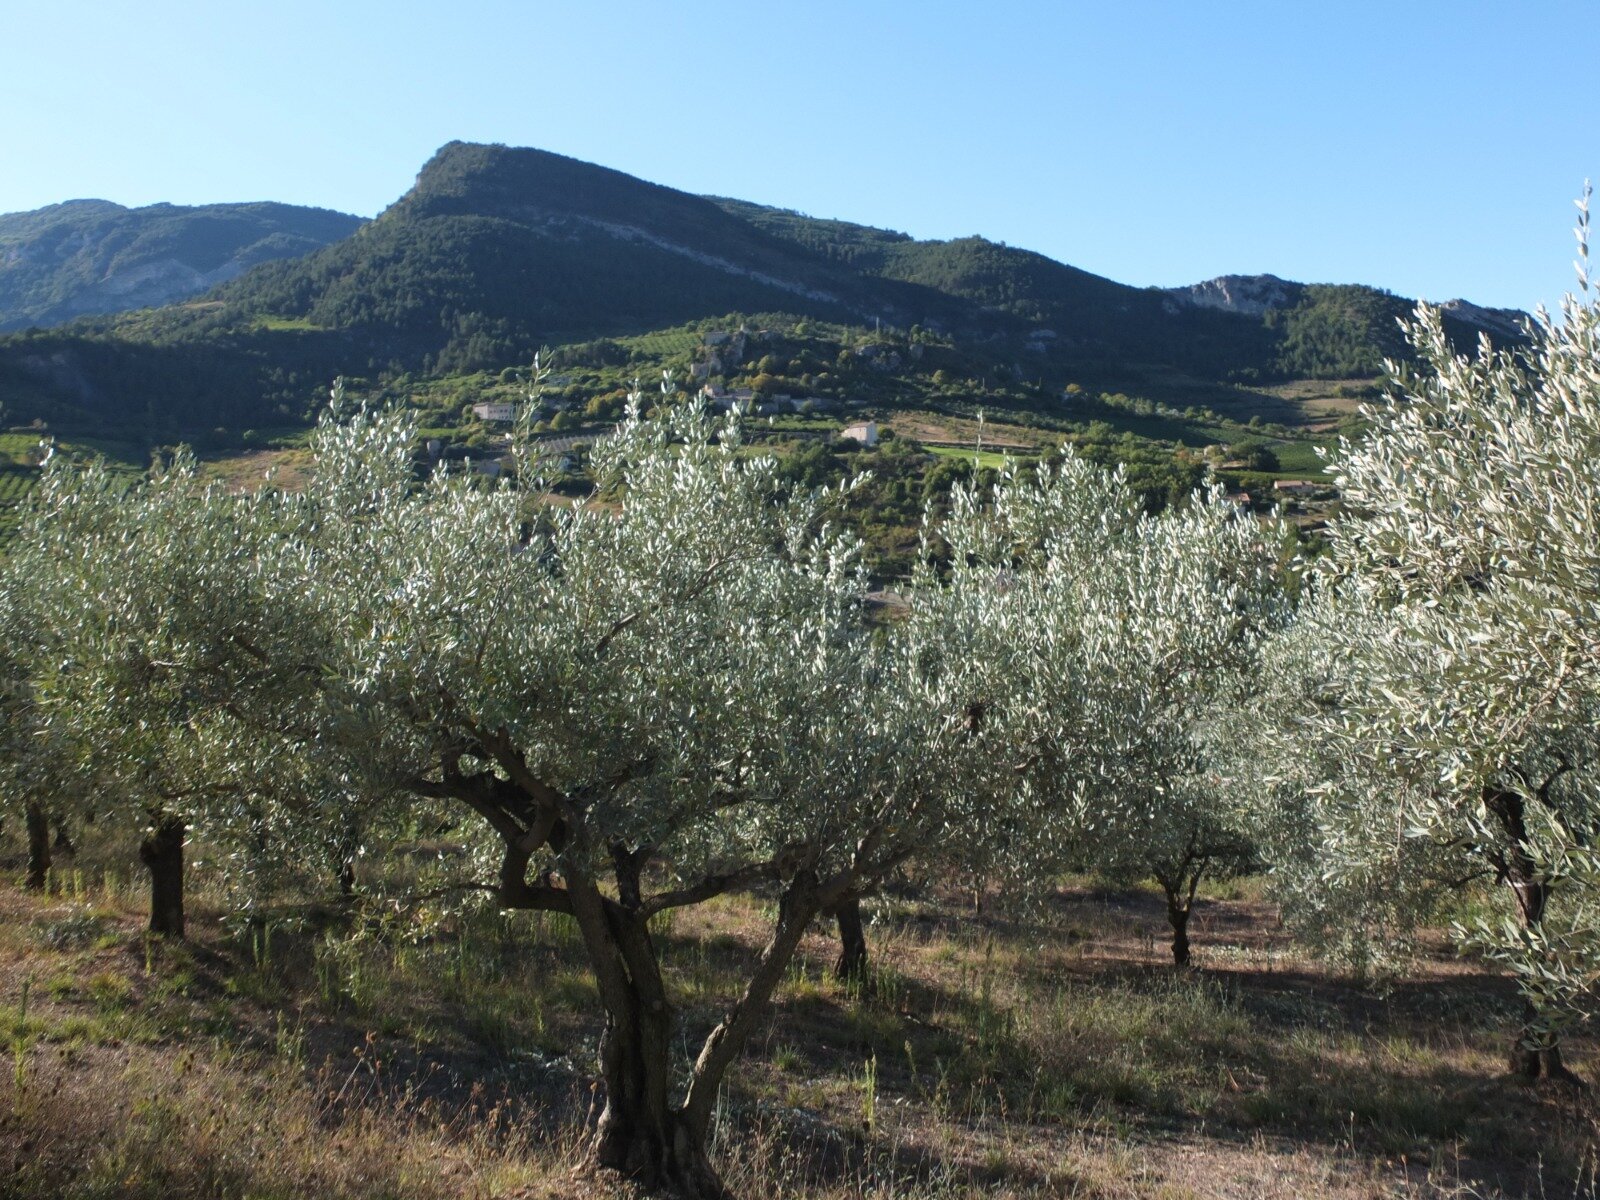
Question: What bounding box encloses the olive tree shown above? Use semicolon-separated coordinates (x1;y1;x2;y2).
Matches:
6;447;309;935
1248;593;1474;980
932;453;1285;964
0;556;56;890
128;392;1030;1197
1268;201;1600;1081
1062;489;1284;966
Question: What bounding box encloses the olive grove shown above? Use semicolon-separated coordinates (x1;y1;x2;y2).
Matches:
1;389;1047;1197
4;204;1600;1195
2;448;319;933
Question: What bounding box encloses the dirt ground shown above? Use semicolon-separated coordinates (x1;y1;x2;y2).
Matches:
0;868;1591;1199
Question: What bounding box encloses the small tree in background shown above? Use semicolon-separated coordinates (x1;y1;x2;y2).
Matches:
933;452;1286;965
4;448;312;935
1065;492;1284;967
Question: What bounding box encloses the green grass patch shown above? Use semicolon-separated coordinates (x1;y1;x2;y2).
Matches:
926;445;1021;470
1263;438;1333;476
251;315;323;333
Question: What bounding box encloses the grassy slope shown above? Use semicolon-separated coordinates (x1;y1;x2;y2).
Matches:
0;829;1592;1200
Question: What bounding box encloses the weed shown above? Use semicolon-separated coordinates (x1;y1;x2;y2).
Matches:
33;912;114;951
858;1052;878;1137
13;976;29;1111
86;971;133;1013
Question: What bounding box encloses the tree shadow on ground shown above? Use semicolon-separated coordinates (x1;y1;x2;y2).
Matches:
6;876;1594;1200
841;887;1600;1198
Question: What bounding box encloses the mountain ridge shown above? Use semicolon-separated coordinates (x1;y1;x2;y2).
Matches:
0;141;1531;434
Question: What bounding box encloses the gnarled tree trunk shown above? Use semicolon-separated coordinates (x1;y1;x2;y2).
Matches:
831;893;870;986
24;802;50;892
139;816;186;938
564;857;730;1198
588;920;702;1191
554;847;824;1199
456;759;842;1200
1487;787;1585;1086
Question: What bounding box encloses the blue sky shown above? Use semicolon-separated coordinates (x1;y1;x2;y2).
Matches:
4;1;1591;313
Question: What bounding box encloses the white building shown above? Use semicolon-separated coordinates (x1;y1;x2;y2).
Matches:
840;421;879;447
472;402;517;423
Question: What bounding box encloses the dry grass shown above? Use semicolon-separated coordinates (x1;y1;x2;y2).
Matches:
1240;378;1379;430
0;850;1593;1199
197;448;316;493
881;412;1039;453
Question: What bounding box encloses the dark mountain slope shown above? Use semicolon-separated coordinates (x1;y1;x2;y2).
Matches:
1166;273;1532;377
715;199;1278;376
209;142;991;372
718;198;1527;380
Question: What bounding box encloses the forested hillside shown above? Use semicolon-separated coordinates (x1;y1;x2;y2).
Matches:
717;197;1522;381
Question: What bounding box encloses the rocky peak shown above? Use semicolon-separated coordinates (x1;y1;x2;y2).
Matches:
1436;298;1530;341
1164;274;1300;316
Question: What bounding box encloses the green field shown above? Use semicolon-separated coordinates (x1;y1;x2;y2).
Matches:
1266;438;1334;477
620;329;699;357
926;444;1022;470
252;314;323;333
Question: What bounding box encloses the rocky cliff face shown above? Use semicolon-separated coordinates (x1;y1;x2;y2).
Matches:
1164;274;1300;316
1436;298;1530;341
0;199;363;330
1167;273;1532;342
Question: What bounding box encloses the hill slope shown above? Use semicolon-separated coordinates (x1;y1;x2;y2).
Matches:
717;199;1528;381
205;142;997;374
0;200;364;331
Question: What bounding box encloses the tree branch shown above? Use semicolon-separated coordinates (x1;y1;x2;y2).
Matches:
591;551;757;658
640;858;784;918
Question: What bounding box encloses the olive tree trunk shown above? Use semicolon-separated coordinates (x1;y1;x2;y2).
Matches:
335;823;360;899
553;852;824;1199
1153;854;1207;969
139;816;186;938
24;802;50;892
1164;889;1192;968
831;893;870;986
1487;787;1585;1085
1505;875;1583;1084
